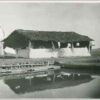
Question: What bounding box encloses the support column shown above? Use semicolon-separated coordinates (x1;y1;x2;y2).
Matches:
28;40;32;48
58;42;61;49
88;41;91;53
71;42;74;53
28;40;32;58
16;48;19;58
0;42;4;56
51;41;55;49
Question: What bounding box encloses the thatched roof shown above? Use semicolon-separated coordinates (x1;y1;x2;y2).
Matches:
4;29;93;48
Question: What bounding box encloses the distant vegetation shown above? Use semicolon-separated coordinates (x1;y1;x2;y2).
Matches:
91;48;100;56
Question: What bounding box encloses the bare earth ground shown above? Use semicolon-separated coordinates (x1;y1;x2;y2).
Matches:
0;56;100;67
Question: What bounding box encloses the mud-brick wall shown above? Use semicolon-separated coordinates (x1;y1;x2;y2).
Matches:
29;48;58;58
17;48;30;58
0;42;4;56
17;47;91;58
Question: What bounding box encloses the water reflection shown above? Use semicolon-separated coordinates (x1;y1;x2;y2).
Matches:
4;73;94;94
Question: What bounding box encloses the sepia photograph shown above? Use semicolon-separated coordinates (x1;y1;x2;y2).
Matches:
0;1;100;98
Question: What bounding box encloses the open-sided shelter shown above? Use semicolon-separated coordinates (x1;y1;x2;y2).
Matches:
4;29;94;58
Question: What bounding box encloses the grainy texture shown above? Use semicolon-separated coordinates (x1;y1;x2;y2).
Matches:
4;29;93;48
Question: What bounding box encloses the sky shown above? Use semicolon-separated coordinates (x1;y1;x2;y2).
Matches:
0;3;100;48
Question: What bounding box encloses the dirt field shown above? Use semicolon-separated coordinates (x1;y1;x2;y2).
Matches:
0;56;100;67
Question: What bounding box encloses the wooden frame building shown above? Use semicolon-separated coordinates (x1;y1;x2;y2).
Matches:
4;29;94;58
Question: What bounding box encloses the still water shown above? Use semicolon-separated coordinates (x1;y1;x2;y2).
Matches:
0;68;100;98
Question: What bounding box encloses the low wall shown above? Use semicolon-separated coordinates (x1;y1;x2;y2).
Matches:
59;47;91;57
16;47;91;58
0;42;4;56
29;48;58;58
29;47;90;58
17;49;29;58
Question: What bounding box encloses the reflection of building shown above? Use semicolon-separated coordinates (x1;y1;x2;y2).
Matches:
4;29;93;58
4;74;93;94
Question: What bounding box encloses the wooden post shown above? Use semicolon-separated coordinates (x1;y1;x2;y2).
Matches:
16;48;18;58
58;42;61;49
88;41;91;53
28;40;31;58
71;42;74;52
51;41;55;49
28;40;32;49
